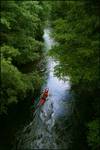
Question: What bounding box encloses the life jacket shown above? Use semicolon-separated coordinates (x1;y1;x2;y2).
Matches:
42;91;48;99
40;89;49;105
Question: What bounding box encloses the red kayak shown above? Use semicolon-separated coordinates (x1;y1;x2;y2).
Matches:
39;88;49;106
32;88;49;113
39;98;46;105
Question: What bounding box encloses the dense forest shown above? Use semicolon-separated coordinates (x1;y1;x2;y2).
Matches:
50;1;100;150
0;0;100;150
0;1;49;114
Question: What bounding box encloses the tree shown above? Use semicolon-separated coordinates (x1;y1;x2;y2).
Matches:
0;1;47;114
50;1;100;149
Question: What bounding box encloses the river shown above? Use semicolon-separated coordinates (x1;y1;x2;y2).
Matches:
14;28;72;149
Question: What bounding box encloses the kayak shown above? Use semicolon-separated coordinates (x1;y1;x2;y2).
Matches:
31;88;49;114
39;98;46;105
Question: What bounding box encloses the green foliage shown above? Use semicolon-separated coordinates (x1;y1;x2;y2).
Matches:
50;1;100;149
50;2;99;84
14;37;43;64
1;17;11;29
0;1;47;114
1;58;27;114
1;45;20;59
87;119;100;150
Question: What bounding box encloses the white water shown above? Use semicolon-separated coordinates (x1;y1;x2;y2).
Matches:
42;29;71;120
16;28;71;150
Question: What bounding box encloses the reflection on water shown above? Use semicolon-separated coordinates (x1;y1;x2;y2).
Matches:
16;28;71;149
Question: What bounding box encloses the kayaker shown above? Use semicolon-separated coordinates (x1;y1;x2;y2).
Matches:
38;88;49;106
40;88;49;100
32;88;49;112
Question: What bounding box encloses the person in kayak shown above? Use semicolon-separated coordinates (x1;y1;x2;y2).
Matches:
32;88;49;112
39;88;49;105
